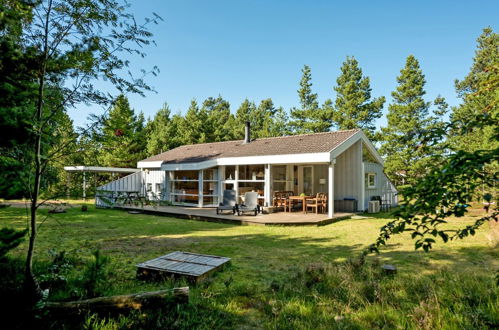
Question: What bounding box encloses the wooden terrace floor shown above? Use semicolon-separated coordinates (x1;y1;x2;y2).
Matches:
117;205;353;226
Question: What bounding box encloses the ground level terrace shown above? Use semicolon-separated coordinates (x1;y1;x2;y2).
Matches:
118;204;354;226
97;139;398;218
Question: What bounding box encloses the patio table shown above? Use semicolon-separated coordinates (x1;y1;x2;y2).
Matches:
117;190;141;205
288;195;314;212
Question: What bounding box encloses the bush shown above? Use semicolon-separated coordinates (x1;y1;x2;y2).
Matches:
80;250;110;298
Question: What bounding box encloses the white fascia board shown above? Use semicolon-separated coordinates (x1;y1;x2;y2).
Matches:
160;152;330;171
217;153;330;165
137;161;164;169
63;166;140;173
330;131;384;165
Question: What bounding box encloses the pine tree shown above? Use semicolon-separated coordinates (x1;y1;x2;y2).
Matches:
256;98;290;138
234;98;289;139
203;96;236;142
290;65;331;133
180;99;208;144
380;55;431;186
145;103;171;156
234;99;258;139
332;56;385;140
98;95;146;167
450;27;498;153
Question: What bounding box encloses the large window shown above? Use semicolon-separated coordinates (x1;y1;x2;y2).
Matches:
173;170;198;181
202;168;218;206
170;170;200;205
238;182;264;204
239;165;264;181
272;165;287;192
225;166;236;181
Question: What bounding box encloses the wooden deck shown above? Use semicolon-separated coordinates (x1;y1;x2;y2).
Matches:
117;204;353;226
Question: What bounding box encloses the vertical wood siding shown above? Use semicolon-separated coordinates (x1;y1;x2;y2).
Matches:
363;162;398;209
95;170;168;207
334;140;363;210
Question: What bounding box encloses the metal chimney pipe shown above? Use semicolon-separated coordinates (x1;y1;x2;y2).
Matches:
244;121;251;143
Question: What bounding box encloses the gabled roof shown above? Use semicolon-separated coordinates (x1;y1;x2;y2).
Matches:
139;129;360;165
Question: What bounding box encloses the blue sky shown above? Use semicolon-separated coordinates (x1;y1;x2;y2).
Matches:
69;0;498;129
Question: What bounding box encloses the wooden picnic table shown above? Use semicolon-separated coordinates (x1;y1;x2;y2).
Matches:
117;191;141;205
288;195;314;212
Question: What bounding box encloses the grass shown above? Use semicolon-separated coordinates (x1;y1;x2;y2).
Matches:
0;202;498;329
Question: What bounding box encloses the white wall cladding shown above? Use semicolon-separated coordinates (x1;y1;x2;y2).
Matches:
363;162;398;209
95;170;168;207
95;171;143;207
334;140;363;210
97;171;143;193
143;169;167;200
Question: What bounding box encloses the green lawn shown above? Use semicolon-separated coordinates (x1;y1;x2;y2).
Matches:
1;203;497;328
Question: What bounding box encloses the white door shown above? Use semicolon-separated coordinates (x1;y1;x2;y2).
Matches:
298;166;314;195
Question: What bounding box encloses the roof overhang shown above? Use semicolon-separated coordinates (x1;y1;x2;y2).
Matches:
64;166;140;173
159;152;331;171
137;161;165;169
329;130;384;165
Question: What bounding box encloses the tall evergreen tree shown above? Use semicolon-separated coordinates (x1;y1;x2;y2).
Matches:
234;99;258;139
234;98;289;139
380;55;431;186
203;96;236;142
290;65;331;133
450;27;498;153
98;95;146;167
180;99;208;144
256;98;289;138
332;56;385;139
145;103;172;156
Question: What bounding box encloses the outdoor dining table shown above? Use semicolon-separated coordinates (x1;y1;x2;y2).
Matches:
117;190;141;205
287;195;314;212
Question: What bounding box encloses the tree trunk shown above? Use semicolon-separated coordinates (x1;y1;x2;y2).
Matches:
24;0;53;302
45;287;189;315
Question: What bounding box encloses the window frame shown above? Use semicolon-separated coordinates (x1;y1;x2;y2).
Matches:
366;173;376;189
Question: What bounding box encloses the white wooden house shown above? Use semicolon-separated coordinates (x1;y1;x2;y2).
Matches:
97;124;397;217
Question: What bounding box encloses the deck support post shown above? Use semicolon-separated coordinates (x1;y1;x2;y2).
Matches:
328;162;334;218
264;164;271;207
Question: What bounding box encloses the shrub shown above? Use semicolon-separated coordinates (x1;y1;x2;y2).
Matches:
80;250;110;298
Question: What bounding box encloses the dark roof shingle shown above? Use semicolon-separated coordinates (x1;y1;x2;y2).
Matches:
140;129;359;164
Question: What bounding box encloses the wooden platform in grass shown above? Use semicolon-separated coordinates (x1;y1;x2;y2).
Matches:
117;205;353;226
137;251;231;282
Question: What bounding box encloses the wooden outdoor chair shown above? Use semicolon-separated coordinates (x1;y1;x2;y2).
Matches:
305;193;327;214
283;191;294;212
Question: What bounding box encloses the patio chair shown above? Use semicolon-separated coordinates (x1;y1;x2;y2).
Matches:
283;191;294;212
237;191;260;216
306;193;327;214
216;190;237;215
273;192;287;208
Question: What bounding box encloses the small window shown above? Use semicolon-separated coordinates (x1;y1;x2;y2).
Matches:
147;183;152;191
366;173;376;188
155;183;162;193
